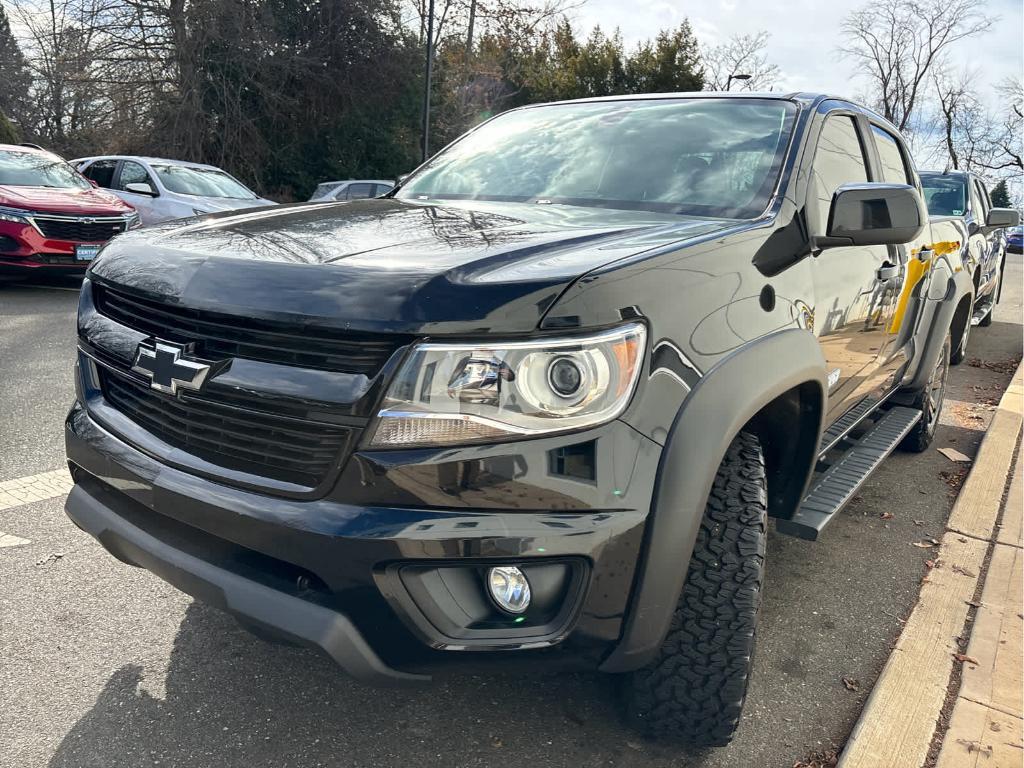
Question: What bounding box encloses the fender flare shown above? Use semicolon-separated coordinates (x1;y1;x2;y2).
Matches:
903;269;973;392
600;329;827;673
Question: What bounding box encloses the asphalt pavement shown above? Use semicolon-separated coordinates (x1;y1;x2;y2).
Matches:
1;257;1021;768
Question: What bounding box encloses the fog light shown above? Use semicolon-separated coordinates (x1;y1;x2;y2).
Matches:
486;566;531;614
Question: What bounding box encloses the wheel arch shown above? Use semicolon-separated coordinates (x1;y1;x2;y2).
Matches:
600;329;827;673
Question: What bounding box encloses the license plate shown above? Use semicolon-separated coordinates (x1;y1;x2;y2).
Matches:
75;245;100;262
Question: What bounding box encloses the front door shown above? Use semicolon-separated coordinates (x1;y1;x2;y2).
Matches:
806;113;900;423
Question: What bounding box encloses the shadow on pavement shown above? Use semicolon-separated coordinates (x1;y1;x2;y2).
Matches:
48;602;715;768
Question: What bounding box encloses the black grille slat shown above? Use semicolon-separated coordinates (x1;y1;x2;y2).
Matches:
100;370;350;488
93;284;400;375
34;217;127;242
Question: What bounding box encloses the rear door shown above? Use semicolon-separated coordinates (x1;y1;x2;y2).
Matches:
806;111;901;423
972;178;999;297
863;123;922;382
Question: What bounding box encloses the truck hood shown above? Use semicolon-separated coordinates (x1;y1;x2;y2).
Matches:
90;198;740;335
0;184;134;215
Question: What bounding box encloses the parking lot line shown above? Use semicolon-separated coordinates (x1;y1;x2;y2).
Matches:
0;531;32;547
0;469;74;511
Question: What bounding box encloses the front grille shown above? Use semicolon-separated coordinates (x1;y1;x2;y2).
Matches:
99;369;351;488
93;284;402;376
33;216;127;242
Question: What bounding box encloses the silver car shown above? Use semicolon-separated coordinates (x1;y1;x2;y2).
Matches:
308;179;394;202
71;155;276;226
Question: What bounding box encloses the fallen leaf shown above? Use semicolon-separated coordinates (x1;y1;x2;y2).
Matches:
879;512;894;520
953;653;978;664
913;541;936;548
952;564;977;577
841;676;860;692
914;519;925;526
938;447;972;462
956;738;993;756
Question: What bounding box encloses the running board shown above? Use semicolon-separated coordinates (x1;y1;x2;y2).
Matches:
777;406;922;541
971;301;993;326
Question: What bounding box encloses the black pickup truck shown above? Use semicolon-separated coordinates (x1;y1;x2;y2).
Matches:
66;93;970;746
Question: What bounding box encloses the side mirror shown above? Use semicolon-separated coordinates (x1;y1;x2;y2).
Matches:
817;183;925;249
986;207;1020;229
125;182;157;197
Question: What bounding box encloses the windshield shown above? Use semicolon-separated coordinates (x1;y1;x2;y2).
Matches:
397;98;797;218
151;165;257;199
919;174;967;217
0;150;91;189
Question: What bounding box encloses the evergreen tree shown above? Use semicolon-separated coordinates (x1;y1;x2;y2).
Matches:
990;179;1011;209
0;2;30;128
0;109;17;143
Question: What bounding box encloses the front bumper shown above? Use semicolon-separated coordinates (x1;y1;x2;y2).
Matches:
65;401;659;681
0;218;121;273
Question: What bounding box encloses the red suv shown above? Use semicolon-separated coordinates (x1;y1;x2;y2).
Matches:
0;143;139;277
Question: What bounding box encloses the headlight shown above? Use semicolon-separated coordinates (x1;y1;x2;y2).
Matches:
369;323;647;447
0;205;30;224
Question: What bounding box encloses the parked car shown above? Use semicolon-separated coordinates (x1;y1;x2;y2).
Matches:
0;143;139;278
71;156;276;226
919;170;1019;348
1006;225;1023;254
308;179;394;202
67;93;970;747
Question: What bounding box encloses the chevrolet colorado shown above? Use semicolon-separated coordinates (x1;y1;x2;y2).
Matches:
66;93;969;746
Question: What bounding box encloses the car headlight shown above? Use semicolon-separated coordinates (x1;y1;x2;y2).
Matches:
0;205;30;224
368;323;647;447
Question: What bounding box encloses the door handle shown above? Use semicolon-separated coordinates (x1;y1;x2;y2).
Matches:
877;264;900;281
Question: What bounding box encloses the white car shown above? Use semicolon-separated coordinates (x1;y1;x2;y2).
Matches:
308;179;395;202
71;156;277;226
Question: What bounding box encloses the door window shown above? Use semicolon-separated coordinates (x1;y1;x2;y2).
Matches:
808;115;869;233
973;180;990;216
82;159;118;188
374;183;394;196
117;161;155;193
345;183;375;199
968;178;984;218
870;126;912;184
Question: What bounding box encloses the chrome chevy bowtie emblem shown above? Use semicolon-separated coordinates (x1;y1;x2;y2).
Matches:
132;340;212;395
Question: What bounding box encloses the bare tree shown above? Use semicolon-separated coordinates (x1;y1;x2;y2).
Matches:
982;77;1023;171
702;30;780;92
839;0;992;131
932;66;991;170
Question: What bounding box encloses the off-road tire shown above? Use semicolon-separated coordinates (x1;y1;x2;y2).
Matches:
900;333;950;453
621;431;767;746
950;313;970;365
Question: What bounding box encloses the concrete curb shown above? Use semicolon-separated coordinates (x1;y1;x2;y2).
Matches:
837;362;1024;768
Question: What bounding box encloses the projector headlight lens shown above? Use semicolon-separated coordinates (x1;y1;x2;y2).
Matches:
368;323;646;447
487;566;531;614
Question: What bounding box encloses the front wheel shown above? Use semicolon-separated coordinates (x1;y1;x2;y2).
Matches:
900;333;950;453
620;432;767;746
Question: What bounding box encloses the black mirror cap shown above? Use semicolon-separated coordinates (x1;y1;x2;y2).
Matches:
987;207;1020;228
822;182;926;248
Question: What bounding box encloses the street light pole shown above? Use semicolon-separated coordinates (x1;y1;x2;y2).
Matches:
725;73;752;91
421;0;435;163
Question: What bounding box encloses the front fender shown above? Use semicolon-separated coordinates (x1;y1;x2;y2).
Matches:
901;265;973;392
600;329;827;672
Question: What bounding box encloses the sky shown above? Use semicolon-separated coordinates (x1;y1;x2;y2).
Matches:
572;0;1023;106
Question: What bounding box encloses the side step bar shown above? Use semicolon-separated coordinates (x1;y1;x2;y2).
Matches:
777;406;922;541
971;300;993;326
